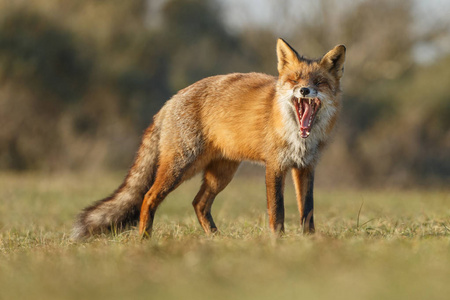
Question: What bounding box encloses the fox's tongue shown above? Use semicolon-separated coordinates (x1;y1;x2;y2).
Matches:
300;101;312;138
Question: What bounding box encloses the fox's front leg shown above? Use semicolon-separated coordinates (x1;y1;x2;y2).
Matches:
265;167;287;234
292;167;315;233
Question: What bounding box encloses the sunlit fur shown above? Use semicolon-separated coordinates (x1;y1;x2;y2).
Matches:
72;39;346;239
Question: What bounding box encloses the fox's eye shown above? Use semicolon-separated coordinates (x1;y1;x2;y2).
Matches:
289;79;299;84
315;79;328;87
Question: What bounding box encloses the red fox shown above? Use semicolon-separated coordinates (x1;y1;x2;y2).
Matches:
72;39;346;239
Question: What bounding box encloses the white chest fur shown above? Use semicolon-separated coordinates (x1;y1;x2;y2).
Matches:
277;92;337;169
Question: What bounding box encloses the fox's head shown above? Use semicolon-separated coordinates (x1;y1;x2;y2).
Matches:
276;38;346;139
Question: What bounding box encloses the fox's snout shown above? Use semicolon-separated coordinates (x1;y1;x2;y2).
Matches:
294;86;317;98
300;87;310;96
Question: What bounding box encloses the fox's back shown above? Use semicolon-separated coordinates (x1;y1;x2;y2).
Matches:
181;73;280;160
156;73;281;161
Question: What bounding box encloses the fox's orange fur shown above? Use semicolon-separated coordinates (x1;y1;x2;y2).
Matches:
72;39;346;239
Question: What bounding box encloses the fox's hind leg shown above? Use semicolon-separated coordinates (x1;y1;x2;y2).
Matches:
193;159;240;234
138;155;195;237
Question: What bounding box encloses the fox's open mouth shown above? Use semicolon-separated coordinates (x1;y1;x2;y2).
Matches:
292;97;321;138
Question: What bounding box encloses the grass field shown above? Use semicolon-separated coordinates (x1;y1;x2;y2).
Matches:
0;170;449;300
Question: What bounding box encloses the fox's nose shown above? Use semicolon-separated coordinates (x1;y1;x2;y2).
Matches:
300;87;310;96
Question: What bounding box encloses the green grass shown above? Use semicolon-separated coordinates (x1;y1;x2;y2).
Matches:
0;171;449;300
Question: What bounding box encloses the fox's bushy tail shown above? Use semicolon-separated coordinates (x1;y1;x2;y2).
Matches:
71;124;160;240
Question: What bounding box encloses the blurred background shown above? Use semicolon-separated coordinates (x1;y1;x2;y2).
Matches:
0;0;448;188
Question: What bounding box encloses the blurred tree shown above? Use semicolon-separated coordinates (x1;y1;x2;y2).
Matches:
0;11;91;102
0;10;91;170
161;0;244;90
360;54;450;186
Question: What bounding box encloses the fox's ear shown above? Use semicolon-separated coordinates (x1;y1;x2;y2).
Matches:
276;38;300;74
320;45;346;79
